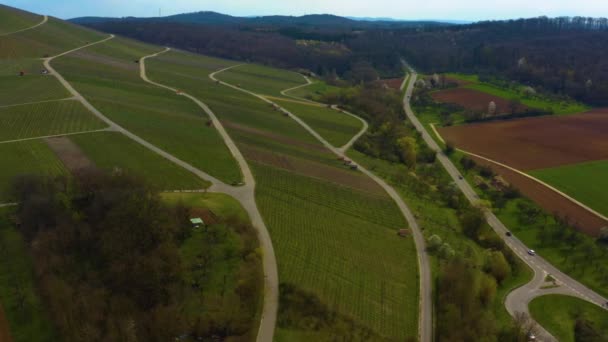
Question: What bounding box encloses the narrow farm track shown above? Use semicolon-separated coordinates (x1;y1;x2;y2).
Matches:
0;14;47;37
280;76;369;153
140;49;278;342
0;97;76;109
213;66;432;342
402;69;608;342
0;128;111;145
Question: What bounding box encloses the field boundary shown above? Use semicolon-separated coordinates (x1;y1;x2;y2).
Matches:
0;14;47;37
0;97;76;109
0;128;111;145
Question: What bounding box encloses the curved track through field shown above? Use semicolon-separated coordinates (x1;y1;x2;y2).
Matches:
0;14;47;37
213;65;433;342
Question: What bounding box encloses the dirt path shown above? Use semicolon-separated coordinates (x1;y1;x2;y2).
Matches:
140;49;278;342
215;67;432;342
0;15;47;37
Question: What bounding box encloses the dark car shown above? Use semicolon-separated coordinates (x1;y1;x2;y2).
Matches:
506;231;512;237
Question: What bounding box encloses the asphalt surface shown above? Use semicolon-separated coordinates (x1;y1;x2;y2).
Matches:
217;69;433;342
402;70;608;342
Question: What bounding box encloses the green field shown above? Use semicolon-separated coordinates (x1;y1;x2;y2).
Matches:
0;100;105;141
445;73;589;115
253;163;418;340
0;140;67;201
52;39;243;184
0;5;41;35
286;81;341;101
274;99;363;147
217;63;305;97
530;160;608;218
0;210;58;342
0;73;69;106
530;295;608;342
71;132;210;190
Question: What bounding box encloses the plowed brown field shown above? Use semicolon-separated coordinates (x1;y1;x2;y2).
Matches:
432;88;528;114
438;109;608;235
439;109;608;170
0;303;12;342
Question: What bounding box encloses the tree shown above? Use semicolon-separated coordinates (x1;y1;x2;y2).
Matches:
396;136;417;169
444;141;455;155
460;207;485;239
439;243;455;260
479;275;497;307
486;251;511;284
427;235;443;252
488;101;497;116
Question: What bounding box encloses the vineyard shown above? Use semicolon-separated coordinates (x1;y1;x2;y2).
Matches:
0;18;104;59
0;140;67;200
71;132;210;190
253;163;418;340
275;99;363;147
0;100;105;141
0;75;69;106
52;40;243;184
216;63;304;97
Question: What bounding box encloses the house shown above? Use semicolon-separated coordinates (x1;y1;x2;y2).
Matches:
190;218;205;228
398;229;409;237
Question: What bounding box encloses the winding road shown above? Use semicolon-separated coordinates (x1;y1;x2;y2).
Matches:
401;68;608;341
140;49;278;342
0;14;47;37
214;66;433;342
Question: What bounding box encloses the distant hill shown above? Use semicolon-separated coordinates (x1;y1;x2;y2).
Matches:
70;11;452;29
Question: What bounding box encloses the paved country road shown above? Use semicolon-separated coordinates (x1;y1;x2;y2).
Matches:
402;68;608;342
214;66;433;342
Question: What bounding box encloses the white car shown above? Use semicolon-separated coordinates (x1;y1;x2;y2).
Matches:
528;250;536;256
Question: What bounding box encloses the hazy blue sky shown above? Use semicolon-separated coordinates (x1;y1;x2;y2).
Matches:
4;0;608;21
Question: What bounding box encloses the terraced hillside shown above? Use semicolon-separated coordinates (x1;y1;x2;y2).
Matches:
148;51;419;340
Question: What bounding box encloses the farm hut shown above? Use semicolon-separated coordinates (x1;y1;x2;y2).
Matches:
350;164;359;171
337;156;345;161
206;120;213;127
398;229;410;237
190;218;205;228
18;71;25;76
343;160;352;166
134;60;139;64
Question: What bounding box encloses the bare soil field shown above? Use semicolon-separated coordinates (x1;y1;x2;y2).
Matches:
432;88;528;114
379;78;404;90
471;156;607;236
439;109;608;170
45;136;97;173
240;144;385;195
0;303;13;342
71;50;138;71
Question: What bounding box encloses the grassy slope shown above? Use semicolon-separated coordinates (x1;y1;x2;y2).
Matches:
273;99;363;147
0;100;105;141
0;209;58;342
149;51;419;339
217;63;304;97
0;18;105;59
287;81;341;101
52;39;242;184
529;295;608;342
0;140;67;201
70;132;210;190
0;5;41;35
530;160;608;217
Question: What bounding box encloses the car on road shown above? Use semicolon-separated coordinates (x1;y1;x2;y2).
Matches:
528;250;536;256
527;332;537;341
506;231;512;237
458;175;464;180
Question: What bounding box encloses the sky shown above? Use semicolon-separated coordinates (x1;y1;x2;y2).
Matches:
4;0;608;21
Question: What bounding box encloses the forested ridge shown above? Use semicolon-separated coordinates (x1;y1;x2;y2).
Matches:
83;16;608;105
